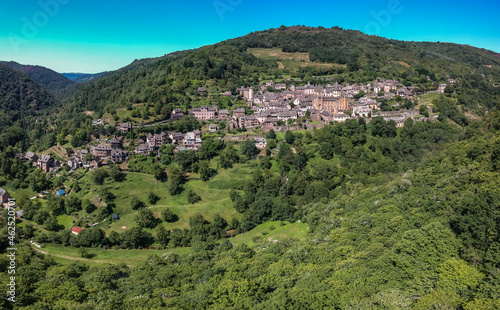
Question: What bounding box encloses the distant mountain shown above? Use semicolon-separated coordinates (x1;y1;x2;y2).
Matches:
1;61;75;92
0;63;57;129
62;71;108;83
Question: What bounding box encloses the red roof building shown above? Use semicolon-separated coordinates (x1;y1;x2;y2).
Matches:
71;227;84;235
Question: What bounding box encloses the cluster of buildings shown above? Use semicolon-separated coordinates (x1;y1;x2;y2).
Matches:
135;130;203;154
185;79;419;132
24;78;447;176
21;152;63;173
22;136;129;173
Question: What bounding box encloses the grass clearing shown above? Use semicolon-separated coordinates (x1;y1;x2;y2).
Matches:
77;166;253;234
417;92;442;107
40;244;190;266
57;214;75;230
248;48;342;72
231;221;310;246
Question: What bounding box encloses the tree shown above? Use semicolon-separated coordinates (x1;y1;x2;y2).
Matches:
187;190;201;204
285;130;295;144
268;129;276;139
278;142;293;163
419;105;429;117
83;153;93;162
130;197;145;210
92;168;108;185
78;227;105;247
211;214;228;239
135;208;159;229
219;144;239;168
198;160;213;181
241;139;259;159
44;217;60;231
147;192;160;205
492;138;500;171
83;199;96;214
48;196;65;216
162;208;179;222
168;166;185;195
198;138;225;160
260;156;272;170
121;227;154;248
65;196;82;214
293;153;307;171
174;150;197;171
156;226;170;246
28;169;49;192
23;224;35;238
71;129;88;147
109;164;125;182
319;142;334;160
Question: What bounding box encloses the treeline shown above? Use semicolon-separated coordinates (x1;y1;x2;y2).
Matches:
3;208;232;251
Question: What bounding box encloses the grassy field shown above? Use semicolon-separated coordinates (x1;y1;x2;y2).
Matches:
57;214;75;230
33;139;315;267
74;163;256;235
35;221;309;266
417;92;443;107
231;221;310;246
248;48;342;72
39;243;191;266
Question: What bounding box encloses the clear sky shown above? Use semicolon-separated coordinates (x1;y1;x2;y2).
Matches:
0;0;499;73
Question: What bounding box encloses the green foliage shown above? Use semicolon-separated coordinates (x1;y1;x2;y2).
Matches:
187;190;201;204
174;150;197;171
161;208;179;223
130;197;145;210
78;227;105;247
241;139;260;159
267;129;276;139
168;166;185;195
219;144;239;168
147;191;160;205
1;61;75;91
109;164;125;182
135;208;160;229
92;168;108;185
419;105;429;117
319;142;334;160
128;155;164;178
284;130;295;144
71;128;89;147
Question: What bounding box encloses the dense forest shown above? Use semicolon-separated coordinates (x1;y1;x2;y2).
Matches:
0;63;57;132
1;61;75;92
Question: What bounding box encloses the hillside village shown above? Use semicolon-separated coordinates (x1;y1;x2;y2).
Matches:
20;77;454;176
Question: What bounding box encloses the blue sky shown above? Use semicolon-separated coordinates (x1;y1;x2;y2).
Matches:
0;0;499;73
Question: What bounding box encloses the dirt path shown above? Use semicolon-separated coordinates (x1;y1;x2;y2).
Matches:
32;246;132;267
50;146;70;161
16;217;55;231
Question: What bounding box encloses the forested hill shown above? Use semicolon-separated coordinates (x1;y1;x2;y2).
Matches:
224;26;500;69
0;63;57;129
57;26;500;124
1;61;75;92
